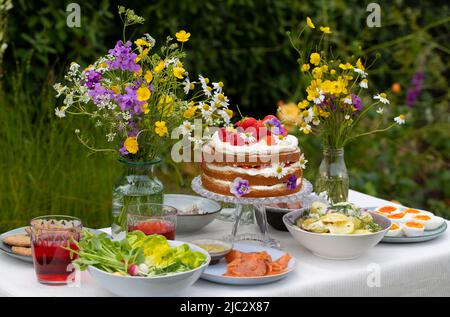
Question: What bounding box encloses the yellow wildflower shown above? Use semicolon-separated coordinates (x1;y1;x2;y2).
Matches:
135;39;150;47
320;26;332;34
306;79;322;101
144;71;153;83
312;67;323;79
319;110;331;118
310;53;321;66
321;65;328;72
183;106;197;119
173;66;185;79
135;48;149;63
155;121;168;137
306;17;315;29
142;103;149;114
330;69;336;75
301;64;310;72
154;60;165;73
137;86;151;101
124;137;139;154
175;30;191;43
298;100;309;109
111;85;121;94
134;68;142;77
339;63;353;70
356;58;365;71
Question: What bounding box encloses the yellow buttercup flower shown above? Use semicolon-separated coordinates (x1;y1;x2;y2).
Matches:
312;67;323;79
137;86;151;101
356;58;365;71
183;106;197;119
298;100;309;109
175;30;191;43
155;121;168;137
339;63;353;70
142;103;149;114
301;64;310;72
144;71;153;83
173;66;185;79
135;48;149;63
124;137;139;154
135;39;150;47
306;17;315;29
154;60;165;73
330;69;336;75
321;65;328;72
111;85;121;94
310;53;321;66
320;26;332;34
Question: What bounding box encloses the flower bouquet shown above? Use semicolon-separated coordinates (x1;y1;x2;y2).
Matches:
54;7;233;236
288;17;407;203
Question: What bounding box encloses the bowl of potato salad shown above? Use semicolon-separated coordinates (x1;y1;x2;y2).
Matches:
283;202;391;260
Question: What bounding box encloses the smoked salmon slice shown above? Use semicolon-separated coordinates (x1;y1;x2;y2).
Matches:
223;250;291;277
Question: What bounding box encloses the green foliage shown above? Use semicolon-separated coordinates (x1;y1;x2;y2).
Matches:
0;0;449;231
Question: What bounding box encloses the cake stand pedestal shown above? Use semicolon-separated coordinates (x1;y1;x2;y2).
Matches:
191;176;313;248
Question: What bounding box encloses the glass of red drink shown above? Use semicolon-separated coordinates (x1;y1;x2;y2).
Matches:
30;215;82;285
127;203;177;240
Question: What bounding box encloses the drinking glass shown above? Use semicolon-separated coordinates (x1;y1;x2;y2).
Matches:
127;203;177;240
30;215;82;284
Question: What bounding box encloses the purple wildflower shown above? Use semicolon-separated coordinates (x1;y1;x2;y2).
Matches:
85;70;102;89
264;117;285;135
88;83;114;106
406;71;424;107
107;40;140;73
230;177;250;197
286;175;297;190
351;94;362;111
119;145;129;156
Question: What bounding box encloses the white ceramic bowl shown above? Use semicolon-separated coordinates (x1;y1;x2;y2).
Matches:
88;240;210;297
283;210;390;260
164;194;221;233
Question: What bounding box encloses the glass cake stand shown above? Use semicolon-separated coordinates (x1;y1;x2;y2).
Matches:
191;176;313;248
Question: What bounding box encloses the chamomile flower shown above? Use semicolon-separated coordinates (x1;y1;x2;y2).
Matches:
359;79;368;89
354;68;368;78
199;75;209;90
55;107;67;118
312;89;325;104
213;92;229;107
343;96;352;104
394;114;406;125
376;107;384;114
179;121;194;135
240;132;256;144
301;107;314;123
182;77;191;94
274;134;285;144
299;153;308;169
273;163;287;179
212;81;224;93
374;93;390;104
299;122;312;134
312;118;320;126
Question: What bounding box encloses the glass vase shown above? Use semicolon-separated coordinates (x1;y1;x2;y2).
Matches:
315;147;349;204
111;157;164;238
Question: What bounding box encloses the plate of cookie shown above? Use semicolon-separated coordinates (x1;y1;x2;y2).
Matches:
0;226;33;262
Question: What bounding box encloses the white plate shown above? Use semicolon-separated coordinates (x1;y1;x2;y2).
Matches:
201;242;296;285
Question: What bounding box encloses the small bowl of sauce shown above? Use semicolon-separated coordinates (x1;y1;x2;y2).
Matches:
191;239;232;265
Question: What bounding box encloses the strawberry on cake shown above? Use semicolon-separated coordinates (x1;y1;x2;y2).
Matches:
201;115;305;198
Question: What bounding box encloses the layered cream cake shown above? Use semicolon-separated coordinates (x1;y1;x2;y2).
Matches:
201;116;304;198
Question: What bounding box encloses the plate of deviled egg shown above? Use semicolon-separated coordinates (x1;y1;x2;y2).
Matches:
372;205;447;243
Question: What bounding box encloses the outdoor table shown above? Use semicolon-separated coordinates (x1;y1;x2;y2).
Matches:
1;190;449;297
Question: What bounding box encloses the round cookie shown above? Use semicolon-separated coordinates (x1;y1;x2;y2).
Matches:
2;234;31;247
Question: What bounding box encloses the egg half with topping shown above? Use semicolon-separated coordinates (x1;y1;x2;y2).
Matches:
404;208;433;217
402;222;425;237
375;206;400;215
386;223;402;237
386;212;411;224
411;214;444;230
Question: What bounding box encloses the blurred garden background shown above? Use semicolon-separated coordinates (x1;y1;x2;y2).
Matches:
0;0;448;231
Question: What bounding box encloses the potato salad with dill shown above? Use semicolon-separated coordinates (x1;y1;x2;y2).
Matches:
297;202;383;235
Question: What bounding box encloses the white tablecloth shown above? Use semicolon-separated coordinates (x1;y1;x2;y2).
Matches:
1;190;449;297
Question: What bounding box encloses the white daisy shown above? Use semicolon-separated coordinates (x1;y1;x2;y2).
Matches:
199;74;209;90
274;134;285;144
312;89;325;104
394;114;406;125
179;121;194;135
54;107;66;118
212;81;224;93
374;93;390;104
299;123;312;134
301;107;314;123
213;92;229;107
240;132;256;144
217;109;231;125
354;68;368;78
343;96;352;104
273;163;287;179
299;153;308;169
359;79;368;89
376;107;384;114
182;77;191;95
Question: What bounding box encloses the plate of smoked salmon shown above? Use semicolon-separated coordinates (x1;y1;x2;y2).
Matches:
201;242;296;285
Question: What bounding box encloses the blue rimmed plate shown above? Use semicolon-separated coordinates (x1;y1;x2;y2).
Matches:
201;242;296;285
